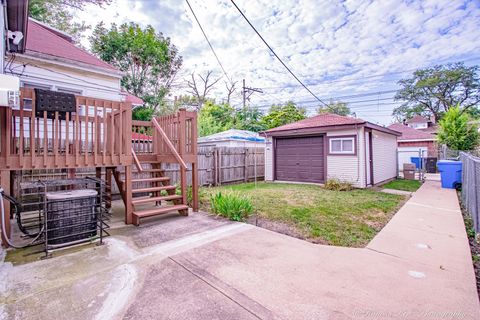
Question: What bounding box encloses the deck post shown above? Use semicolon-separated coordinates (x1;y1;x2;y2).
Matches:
124;165;133;224
1;170;11;247
192;161;199;212
105;168;112;209
178;109;188;212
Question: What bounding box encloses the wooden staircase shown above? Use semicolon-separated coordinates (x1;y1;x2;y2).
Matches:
114;161;189;226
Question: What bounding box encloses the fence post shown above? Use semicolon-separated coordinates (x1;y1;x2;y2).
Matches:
244;148;248;182
474;159;479;232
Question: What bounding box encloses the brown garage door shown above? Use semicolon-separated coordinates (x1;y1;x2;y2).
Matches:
275;136;325;183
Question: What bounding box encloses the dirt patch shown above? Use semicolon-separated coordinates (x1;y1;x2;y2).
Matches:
459;195;480;299
247;215;304;240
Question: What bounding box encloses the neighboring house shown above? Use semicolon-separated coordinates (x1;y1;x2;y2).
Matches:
4;17;129;102
2;14;143;140
263;113;401;188
198;129;265;148
388;123;438;171
125;93;144;108
405;115;438;134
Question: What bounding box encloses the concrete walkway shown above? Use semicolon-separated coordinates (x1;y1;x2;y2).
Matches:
1;179;479;319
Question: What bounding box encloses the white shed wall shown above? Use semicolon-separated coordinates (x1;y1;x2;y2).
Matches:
326;128;366;188
265;136;274;181
372;130;398;184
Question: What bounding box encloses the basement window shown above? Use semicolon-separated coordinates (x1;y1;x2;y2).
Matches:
329;137;355;155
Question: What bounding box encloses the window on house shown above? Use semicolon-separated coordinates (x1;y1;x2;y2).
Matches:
329;137;355;154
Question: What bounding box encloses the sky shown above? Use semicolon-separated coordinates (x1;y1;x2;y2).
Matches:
77;0;480;125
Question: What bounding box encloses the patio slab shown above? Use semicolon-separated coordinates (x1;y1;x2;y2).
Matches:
1;179;478;319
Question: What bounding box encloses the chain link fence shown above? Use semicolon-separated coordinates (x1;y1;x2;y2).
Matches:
460;152;480;232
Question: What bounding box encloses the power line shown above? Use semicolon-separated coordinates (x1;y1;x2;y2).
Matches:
185;0;233;84
259;56;480;89
229;0;328;107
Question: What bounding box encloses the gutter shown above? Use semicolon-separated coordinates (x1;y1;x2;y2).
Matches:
398;138;437;142
12;51;125;78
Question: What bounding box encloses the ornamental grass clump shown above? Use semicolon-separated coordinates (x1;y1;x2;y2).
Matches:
210;192;254;221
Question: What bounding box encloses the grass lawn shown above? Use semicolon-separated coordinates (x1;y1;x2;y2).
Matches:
382;179;422;192
200;182;405;247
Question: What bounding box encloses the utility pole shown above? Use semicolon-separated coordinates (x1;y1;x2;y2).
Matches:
242;78;263;109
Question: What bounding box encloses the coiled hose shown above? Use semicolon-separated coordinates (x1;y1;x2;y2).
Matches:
0;187;44;248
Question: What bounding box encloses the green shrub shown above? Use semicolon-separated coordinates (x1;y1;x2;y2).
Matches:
324;179;353;191
210;192;254;221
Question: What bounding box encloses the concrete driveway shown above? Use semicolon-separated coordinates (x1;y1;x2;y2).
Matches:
1;179;479;319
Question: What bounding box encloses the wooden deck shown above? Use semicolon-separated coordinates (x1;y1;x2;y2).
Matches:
0;88;198;246
0;88;132;170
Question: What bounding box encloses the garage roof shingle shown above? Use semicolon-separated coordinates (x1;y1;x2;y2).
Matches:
264;113;366;133
387;123;436;141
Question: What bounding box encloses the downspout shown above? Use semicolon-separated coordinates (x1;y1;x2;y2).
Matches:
0;0;6;73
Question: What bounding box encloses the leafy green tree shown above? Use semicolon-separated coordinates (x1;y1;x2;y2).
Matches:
393;63;480;121
438;105;479;151
198;101;235;136
90;22;182;112
317;100;351;116
260;102;306;129
234;107;266;132
132;106;154;121
29;0;110;43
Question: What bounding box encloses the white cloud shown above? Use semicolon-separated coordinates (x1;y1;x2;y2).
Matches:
76;0;480;125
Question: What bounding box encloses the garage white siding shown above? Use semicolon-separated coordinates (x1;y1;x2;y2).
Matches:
372;130;397;184
265;136;274;181
326;128;366;188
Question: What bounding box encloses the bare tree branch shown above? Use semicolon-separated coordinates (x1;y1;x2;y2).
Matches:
225;81;237;105
186;71;221;110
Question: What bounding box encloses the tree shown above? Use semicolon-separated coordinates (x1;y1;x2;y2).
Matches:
393;63;480;121
198;101;235;136
438;105;479;151
29;0;111;43
187;71;221;110
317;100;351;116
261;102;306;129
225;81;237;105
132;106;154;121
234;107;266;132
90;22;182;112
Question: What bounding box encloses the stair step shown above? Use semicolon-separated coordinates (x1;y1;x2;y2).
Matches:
135;168;165;173
133;205;189;218
132;177;170;183
132;194;182;205
132;185;176;194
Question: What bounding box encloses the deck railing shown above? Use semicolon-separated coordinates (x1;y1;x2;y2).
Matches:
0;88;132;169
132;109;197;165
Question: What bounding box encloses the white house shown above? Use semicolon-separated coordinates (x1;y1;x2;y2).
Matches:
5;18;125;101
198;129;265;148
263;113;401;188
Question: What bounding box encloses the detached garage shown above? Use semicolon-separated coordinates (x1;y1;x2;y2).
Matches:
264;113;401;188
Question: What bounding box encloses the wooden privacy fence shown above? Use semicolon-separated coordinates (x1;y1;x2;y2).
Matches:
162;146;265;186
12;146;265;195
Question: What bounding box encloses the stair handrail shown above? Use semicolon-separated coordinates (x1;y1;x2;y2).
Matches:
131;148;143;172
152;118;188;170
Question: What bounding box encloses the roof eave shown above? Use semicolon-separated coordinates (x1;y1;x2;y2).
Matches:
263;122;367;136
18;51;125;77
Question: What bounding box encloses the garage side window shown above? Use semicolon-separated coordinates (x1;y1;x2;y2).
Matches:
329;137;355;155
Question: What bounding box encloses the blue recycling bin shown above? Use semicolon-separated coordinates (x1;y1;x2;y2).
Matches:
437;160;462;189
410;157;422;169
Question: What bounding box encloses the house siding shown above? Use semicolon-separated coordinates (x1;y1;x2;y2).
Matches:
326;128;366;188
372;130;397;184
265;136;273;181
398;140;437;157
9;57;123;101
